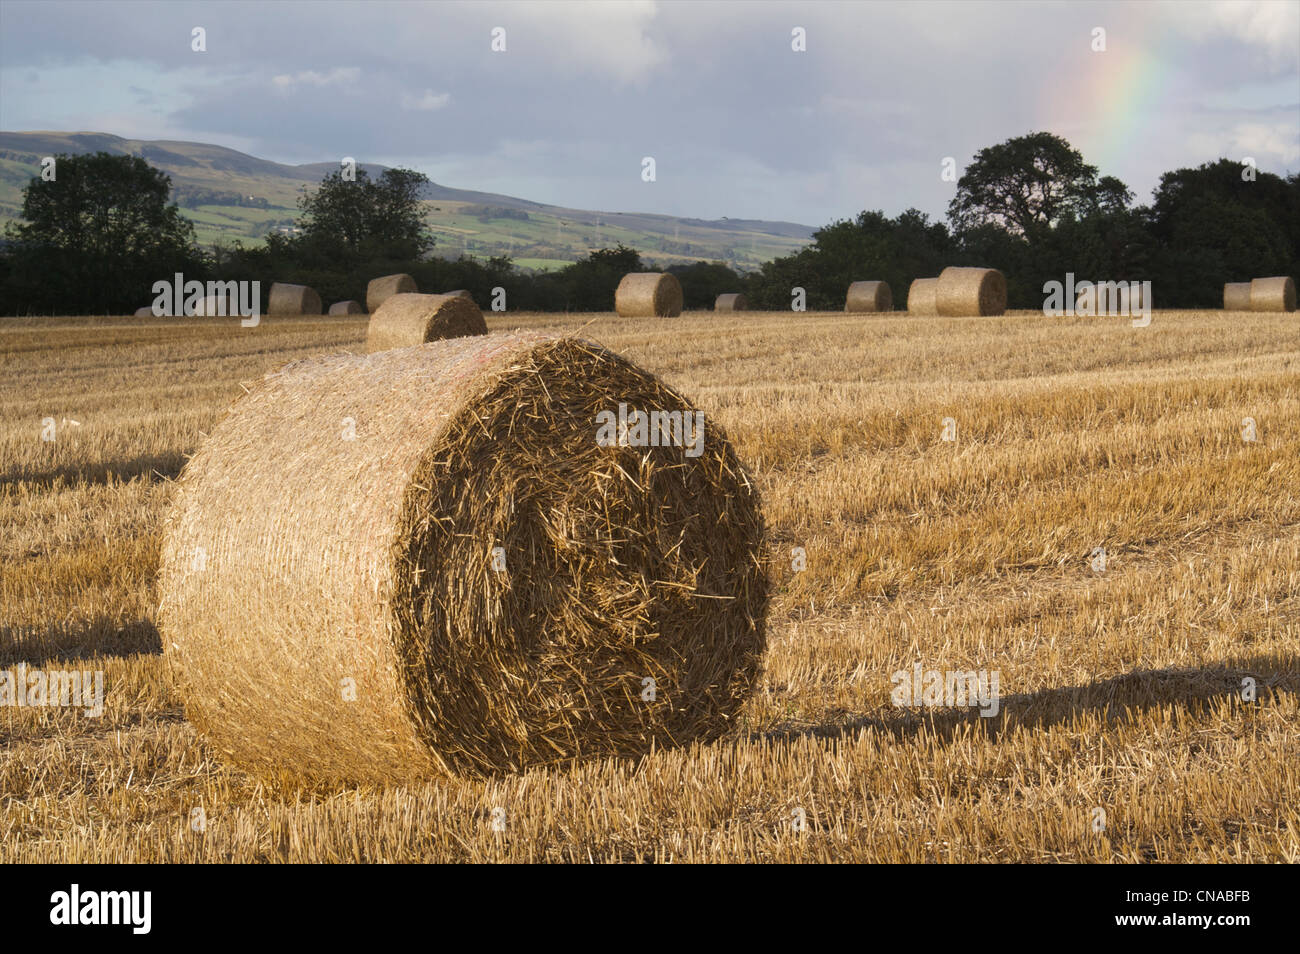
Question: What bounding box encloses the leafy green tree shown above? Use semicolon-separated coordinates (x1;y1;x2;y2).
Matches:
548;243;644;311
293;167;434;266
8;151;197;257
1148;159;1299;271
744;209;951;310
1;151;202;314
666;261;742;309
948;132;1126;238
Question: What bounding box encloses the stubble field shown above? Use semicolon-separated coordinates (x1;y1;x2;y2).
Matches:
1;307;1297;862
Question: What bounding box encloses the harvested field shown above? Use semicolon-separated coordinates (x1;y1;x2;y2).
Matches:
1;308;1297;862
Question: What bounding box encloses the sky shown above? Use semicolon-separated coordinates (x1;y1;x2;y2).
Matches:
0;0;1297;228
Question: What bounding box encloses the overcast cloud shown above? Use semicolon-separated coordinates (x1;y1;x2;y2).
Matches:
0;0;1296;226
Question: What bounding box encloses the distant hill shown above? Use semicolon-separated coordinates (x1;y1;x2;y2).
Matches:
0;131;815;271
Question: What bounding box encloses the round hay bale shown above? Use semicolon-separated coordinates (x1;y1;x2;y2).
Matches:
365;293;488;353
1119;283;1149;313
268;282;322;316
615;272;683;318
443;289;474;302
192;293;231;317
844;281;892;313
159;332;769;782
134;306;155;318
366;273;418;313
329;300;366;316
1076;283;1130;313
1223;282;1252;311
907;277;939;315
714;293;748;312
935;267;1006;317
1249;276;1296;313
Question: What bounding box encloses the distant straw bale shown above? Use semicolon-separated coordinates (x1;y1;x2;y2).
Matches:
1249;276;1296;313
1223;283;1251;310
365;293;487;352
615;273;683;317
907;278;938;315
935;267;1006;317
366;273;417;313
844;281;892;313
268;282;322;316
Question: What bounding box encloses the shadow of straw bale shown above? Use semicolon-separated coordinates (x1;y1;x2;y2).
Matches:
760;654;1300;746
0;453;185;490
0;617;161;666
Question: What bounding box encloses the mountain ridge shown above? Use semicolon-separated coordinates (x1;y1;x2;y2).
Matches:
0;131;815;269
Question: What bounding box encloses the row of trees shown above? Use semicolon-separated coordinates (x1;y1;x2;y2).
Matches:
744;134;1298;310
2;133;1296;316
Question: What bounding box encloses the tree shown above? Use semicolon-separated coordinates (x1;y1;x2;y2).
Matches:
8;151;196;259
948;132;1126;238
294;167;434;266
666;261;744;309
2;152;202;314
552;243;644;310
743;209;951;310
1148;159;1300;265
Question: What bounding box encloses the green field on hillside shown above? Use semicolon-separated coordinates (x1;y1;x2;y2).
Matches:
0;133;814;268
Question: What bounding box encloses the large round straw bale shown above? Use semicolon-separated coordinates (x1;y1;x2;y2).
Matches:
1249;276;1297;313
1223;282;1252;310
329;300;366;316
714;293;748;311
159;332;769;782
366;293;487;353
907;277;939;315
935;267;1006;316
268;282;322;316
844;281;892;313
366;273;418;313
134;306;155;317
615;272;683;317
443;289;474;301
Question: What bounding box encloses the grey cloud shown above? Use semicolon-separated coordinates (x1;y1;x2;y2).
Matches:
1;0;1295;225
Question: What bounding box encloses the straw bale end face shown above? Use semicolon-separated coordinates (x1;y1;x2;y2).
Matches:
366;273;418;313
616;273;684;317
365;293;488;352
159;333;768;783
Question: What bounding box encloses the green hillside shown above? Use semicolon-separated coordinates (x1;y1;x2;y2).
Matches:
0;131;813;271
